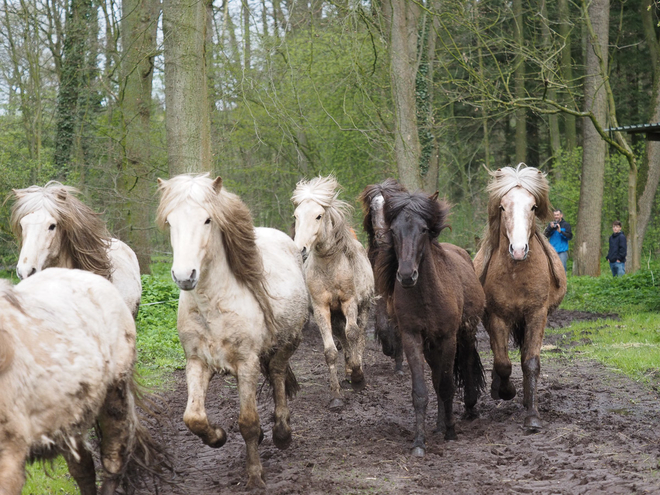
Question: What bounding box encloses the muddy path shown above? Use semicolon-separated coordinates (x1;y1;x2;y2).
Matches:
137;309;660;494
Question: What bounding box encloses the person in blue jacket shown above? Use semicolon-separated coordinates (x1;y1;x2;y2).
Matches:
544;209;573;272
606;221;627;277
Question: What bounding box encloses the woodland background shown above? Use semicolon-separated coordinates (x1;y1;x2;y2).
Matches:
0;0;659;275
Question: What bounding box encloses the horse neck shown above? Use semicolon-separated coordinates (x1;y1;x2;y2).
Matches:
55;242;75;269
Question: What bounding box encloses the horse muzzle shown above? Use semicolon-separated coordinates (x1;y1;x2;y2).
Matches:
16;265;37;280
172;269;198;291
509;243;529;261
396;269;419;288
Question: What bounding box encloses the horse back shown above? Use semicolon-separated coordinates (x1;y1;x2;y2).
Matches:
108;238;142;317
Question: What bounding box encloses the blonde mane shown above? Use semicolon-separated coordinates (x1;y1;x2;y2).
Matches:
478;164;553;281
156;174;277;333
292;176;358;259
10;182;113;279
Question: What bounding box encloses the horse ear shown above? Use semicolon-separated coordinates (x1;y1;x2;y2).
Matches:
429;191;439;202
11;189;25;200
212;177;223;193
157;178;164;187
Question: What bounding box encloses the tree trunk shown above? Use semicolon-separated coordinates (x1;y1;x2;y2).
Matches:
119;0;158;274
384;0;422;191
558;0;576;151
514;0;527;164
162;0;212;175
636;0;660;266
541;0;560;161
573;0;609;276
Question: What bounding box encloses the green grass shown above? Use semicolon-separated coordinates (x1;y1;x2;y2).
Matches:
23;458;79;494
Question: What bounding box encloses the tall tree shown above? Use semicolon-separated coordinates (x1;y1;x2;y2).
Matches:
558;0;576;151
162;0;211;175
573;0;609;276
119;0;159;273
513;0;526;164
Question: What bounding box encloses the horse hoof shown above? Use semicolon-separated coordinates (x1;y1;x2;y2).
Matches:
205;427;227;448
411;446;426;457
444;428;457;441
395;369;405;377
246;474;266;490
272;423;292;450
351;378;366;392
328;398;344;411
340;380;353;390
462;408;479;421
524;416;543;434
499;383;517;401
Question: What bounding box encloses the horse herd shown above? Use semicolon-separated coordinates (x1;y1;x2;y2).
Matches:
0;164;566;493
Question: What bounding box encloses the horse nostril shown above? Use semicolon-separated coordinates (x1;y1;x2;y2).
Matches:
171;270;178;282
509;244;515;256
190;269;196;281
28;268;36;278
412;270;419;283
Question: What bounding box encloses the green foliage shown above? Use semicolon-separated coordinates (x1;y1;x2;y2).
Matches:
562;263;660;314
23;457;79;494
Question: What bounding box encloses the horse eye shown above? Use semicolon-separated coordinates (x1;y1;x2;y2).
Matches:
531;205;538;211
316;214;322;220
499;205;505;212
205;218;211;225
48;224;56;231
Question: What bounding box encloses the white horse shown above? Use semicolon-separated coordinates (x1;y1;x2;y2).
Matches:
0;268;160;495
10;182;142;317
157;174;308;489
292;176;374;410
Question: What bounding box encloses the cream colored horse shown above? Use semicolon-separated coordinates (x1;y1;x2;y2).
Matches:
10;182;141;317
292;176;374;410
157;174;308;489
0;268;159;495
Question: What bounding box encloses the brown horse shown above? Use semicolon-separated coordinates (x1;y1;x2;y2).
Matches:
473;164;567;433
374;186;485;457
359;179;407;374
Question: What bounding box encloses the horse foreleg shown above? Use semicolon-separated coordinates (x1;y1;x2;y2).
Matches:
62;444;97;495
237;362;265;489
313;304;343;409
486;314;516;401
268;343;298;450
425;337;458;441
521;312;547;432
0;443;27;495
183;357;227;448
341;298;366;391
401;330;429;457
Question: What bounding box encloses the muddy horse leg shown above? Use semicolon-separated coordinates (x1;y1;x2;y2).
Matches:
400;330;429;457
268;341;299;450
237;361;266;489
313;304;344;409
341;298;366;391
0;443;28;495
183;357;227;448
457;323;484;419
426;337;458;441
486;314;516;401
62;444;97;495
521;311;547;433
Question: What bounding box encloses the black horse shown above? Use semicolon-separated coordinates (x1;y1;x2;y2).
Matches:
372;185;486;457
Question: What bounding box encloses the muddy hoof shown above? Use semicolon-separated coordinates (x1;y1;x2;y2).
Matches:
411;446;425;457
523;416;543;434
499;382;517;401
246;474;266;490
272;423;292;450
395;369;405;377
444;428;457;441
462;408;479;420
204;427;227;448
328;397;344;411
350;378;366;392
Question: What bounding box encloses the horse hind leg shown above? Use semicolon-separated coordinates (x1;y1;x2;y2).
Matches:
183;357;227;448
62;443;97;495
456;322;485;419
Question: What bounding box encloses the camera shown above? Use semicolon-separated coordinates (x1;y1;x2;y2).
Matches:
550;222;556;228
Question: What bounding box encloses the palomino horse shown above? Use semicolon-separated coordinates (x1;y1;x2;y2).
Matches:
157;174;308;489
374;186;485;457
0;268;161;495
10;182;142;317
473;164;567;433
292;176;374;410
359;179;406;374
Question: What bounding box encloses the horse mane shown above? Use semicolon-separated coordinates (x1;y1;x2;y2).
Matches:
292;175;359;260
374;190;450;298
156;174;277;334
0;281;22;373
359;179;408;266
10;182;113;280
477;163;554;283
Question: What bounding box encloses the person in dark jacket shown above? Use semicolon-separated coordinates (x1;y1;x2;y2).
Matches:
606;221;627;277
544;209;573;273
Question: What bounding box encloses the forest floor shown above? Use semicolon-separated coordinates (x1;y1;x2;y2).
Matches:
134;309;660;494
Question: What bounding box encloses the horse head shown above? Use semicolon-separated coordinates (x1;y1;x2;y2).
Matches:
384;191;449;288
157;175;223;291
293;198;326;260
15;207;62;279
499;186;538;261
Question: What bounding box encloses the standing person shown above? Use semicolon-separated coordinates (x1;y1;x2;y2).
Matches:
606;221;627;276
544;209;573;273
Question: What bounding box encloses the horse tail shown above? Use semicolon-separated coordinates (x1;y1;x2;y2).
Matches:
512;319;525;349
453;320;486;394
285;364;300;399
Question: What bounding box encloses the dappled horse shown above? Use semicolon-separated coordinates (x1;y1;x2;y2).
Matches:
157;174;308;488
0;268;161;495
473;164;567;433
10;182;142;317
374;187;485;457
292;176;374;410
359;179;406;374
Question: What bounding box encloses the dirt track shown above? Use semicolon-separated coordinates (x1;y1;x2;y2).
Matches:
136;309;660;494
